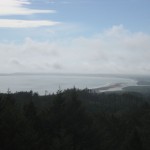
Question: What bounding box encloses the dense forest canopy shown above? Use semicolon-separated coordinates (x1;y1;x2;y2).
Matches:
0;88;150;150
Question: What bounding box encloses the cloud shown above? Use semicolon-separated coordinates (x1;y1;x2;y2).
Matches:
0;0;59;28
0;0;55;16
0;19;60;28
104;24;129;37
0;25;150;74
52;63;63;70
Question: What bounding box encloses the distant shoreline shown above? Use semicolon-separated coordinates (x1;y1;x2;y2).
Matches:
91;80;150;93
90;83;127;93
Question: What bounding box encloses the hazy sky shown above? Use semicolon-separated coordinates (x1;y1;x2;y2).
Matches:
0;0;150;74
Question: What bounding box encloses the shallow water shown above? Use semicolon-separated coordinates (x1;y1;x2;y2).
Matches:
0;74;137;95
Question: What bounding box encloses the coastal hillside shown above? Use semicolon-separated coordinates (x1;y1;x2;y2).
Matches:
0;88;150;150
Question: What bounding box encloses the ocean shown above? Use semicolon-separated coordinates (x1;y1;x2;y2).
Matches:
0;74;137;95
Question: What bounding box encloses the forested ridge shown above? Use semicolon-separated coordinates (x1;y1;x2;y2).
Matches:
0;88;150;150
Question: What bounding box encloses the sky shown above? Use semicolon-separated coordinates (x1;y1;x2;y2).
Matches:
0;0;150;74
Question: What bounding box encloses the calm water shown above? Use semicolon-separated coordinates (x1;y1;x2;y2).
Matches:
0;75;137;95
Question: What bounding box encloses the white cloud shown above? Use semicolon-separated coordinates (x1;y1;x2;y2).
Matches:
0;19;60;28
104;24;129;38
0;25;150;74
0;0;59;28
0;0;55;15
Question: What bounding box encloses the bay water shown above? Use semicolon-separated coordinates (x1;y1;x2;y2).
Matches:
0;74;137;95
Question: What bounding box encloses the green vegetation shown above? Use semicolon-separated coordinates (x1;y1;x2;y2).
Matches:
123;86;150;95
0;88;150;150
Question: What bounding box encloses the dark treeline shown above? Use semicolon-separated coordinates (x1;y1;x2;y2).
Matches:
0;88;150;150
